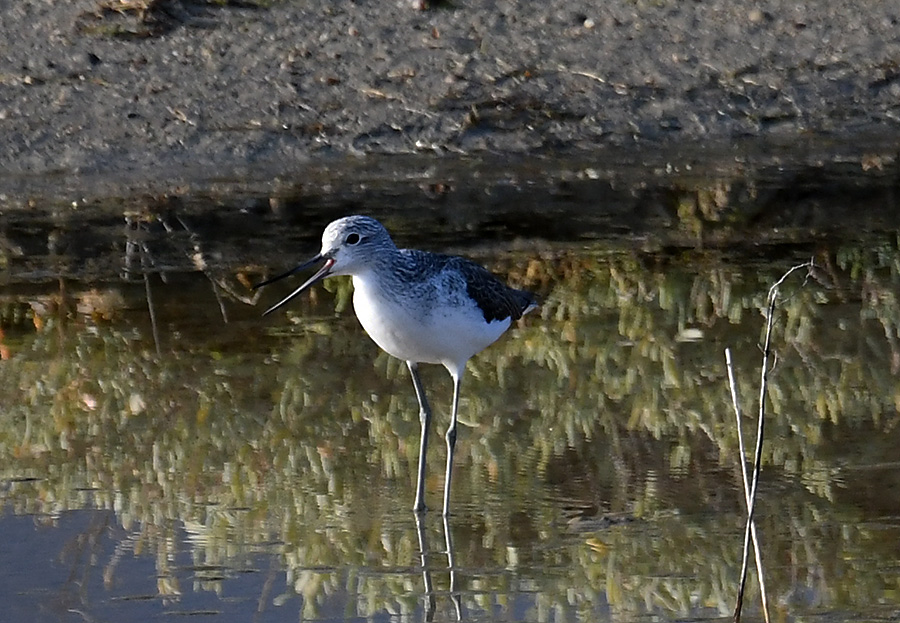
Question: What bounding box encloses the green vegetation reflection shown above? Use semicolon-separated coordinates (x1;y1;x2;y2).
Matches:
2;235;900;620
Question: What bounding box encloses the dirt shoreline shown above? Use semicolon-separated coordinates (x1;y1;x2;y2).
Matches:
2;0;900;199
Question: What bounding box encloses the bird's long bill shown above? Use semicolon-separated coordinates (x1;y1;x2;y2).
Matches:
256;254;336;316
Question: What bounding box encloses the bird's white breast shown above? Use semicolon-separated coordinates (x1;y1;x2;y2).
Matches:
351;272;511;369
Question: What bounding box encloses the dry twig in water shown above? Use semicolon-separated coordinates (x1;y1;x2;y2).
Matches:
731;260;815;623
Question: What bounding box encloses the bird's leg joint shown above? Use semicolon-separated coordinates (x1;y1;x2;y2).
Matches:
445;425;457;449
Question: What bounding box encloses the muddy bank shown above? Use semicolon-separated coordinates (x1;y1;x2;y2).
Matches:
1;0;899;198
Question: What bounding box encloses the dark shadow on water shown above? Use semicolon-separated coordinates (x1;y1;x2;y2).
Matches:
2;146;900;288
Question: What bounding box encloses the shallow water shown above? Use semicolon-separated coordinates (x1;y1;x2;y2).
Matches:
2;156;900;622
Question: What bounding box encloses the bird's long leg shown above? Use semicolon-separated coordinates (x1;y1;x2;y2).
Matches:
442;367;464;517
407;361;432;514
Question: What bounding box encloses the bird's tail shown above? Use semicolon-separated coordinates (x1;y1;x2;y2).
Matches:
515;289;539;318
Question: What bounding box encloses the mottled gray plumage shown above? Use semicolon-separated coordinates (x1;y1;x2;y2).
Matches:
382;250;536;323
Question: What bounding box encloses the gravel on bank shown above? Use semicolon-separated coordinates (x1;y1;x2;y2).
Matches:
1;0;899;195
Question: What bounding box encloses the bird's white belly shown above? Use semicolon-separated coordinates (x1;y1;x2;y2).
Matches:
352;275;510;368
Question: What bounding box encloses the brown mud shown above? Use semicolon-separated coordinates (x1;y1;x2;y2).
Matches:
1;1;899;201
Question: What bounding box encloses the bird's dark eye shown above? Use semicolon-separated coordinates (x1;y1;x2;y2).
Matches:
345;233;361;245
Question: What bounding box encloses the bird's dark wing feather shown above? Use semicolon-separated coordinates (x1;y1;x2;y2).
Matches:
449;257;536;323
396;249;536;323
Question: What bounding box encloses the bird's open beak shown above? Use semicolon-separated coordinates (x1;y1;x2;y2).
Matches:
253;254;336;316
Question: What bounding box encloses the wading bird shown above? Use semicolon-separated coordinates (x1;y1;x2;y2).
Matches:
256;216;537;515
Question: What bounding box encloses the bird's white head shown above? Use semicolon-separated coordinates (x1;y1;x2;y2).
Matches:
319;215;395;277
254;215;395;315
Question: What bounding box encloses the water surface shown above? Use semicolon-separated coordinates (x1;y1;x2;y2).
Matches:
2;156;900;622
